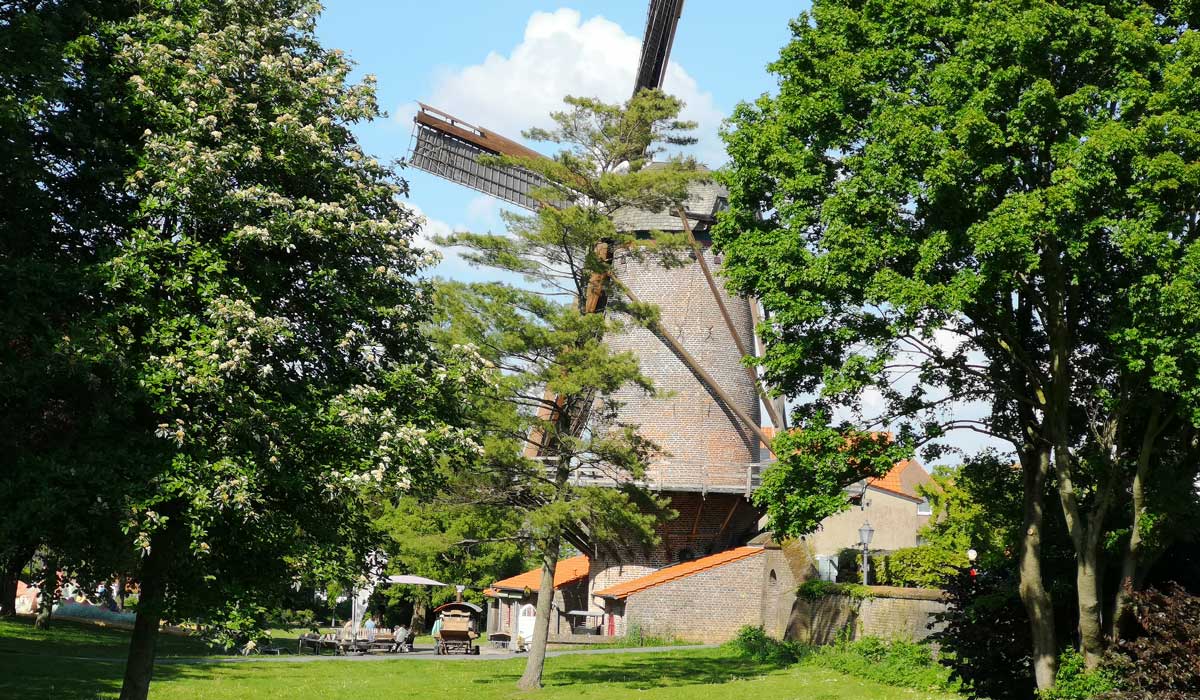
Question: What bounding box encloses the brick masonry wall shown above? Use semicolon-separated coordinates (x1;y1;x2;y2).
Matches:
587;492;763;606
618;550;767;643
783;587;947;645
606;246;762;489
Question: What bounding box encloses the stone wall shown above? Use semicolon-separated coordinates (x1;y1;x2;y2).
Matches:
783;586;947;645
619;549;766;643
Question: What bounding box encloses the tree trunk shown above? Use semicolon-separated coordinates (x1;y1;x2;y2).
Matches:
116;573;127;612
1018;447;1057;691
0;572;16;617
1075;548;1106;668
517;535;561;691
33;554;58;630
1108;410;1160;641
410;598;427;635
119;543;167;700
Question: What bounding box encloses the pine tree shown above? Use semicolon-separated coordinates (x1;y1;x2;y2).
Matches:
434;89;705;689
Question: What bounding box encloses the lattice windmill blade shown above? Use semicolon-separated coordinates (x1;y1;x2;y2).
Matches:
408;103;550;212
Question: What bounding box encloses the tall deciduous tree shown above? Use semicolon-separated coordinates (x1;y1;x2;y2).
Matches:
717;0;1200;689
0;0;143;619
4;2;483;699
434;89;703;690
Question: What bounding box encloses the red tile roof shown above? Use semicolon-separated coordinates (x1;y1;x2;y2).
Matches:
483;554;589;597
866;459;928;500
594;546;765;600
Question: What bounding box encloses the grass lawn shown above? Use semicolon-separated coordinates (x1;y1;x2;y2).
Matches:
0;617;964;700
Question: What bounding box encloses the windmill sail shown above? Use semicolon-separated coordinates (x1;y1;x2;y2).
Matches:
409;104;546;211
633;0;685;95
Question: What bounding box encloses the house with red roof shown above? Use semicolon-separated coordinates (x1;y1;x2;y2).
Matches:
483;459;936;645
482;554;590;643
802;458;935;580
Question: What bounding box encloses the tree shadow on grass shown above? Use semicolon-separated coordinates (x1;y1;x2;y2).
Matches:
0;648;228;700
477;652;790;691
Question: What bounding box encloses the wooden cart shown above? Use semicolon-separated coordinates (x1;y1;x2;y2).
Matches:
432;601;482;655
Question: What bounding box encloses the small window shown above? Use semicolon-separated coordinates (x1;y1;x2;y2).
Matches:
917;497;932;515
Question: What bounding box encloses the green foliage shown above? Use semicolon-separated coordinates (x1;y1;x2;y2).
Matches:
806;637;961;694
599;621;684;649
796;580;874;601
717;0;1200;671
431;90;708;554
1040;648;1120;700
375;496;531;611
0;5;487;692
917;458;1024;572
433;90;705;686
874;547;964;589
728;626;805;666
753;417;911;537
929;569;1036;700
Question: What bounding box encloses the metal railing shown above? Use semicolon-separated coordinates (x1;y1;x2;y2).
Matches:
543;458;775;495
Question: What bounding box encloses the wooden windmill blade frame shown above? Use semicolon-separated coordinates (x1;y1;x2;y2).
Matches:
409;104;548;211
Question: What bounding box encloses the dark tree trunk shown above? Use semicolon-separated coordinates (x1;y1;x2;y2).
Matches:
0;572;17;617
1018;447;1057;691
116;573;127;612
517;535;561;691
119;544;167;700
0;546;31;617
33;554;58;630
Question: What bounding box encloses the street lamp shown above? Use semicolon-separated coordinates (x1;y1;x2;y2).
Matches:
858;521;875;585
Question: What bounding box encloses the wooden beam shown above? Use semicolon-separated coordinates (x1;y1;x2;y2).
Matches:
416;104;545;162
676;208;784;431
690;495;705;538
616;278;774;450
717;497;740;536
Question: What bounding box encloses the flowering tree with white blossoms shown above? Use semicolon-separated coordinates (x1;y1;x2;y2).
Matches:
43;2;489;698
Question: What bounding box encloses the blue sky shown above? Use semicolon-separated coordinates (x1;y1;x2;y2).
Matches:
316;1;807;278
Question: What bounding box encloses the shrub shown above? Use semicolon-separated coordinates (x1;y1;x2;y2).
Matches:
1105;582;1200;700
875;547;965;589
1040;648;1120;700
608;621;681;648
797;580;873;600
270;608;317;631
727;625;805;665
928;569;1035;700
806;635;961;693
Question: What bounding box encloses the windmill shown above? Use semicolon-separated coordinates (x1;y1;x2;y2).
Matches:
409;1;786;586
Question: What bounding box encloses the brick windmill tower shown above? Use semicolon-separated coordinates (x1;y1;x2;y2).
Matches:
409;0;786;599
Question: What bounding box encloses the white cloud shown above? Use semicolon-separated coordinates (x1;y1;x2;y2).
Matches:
407;203;453;251
466;194;501;228
415;8;726;166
